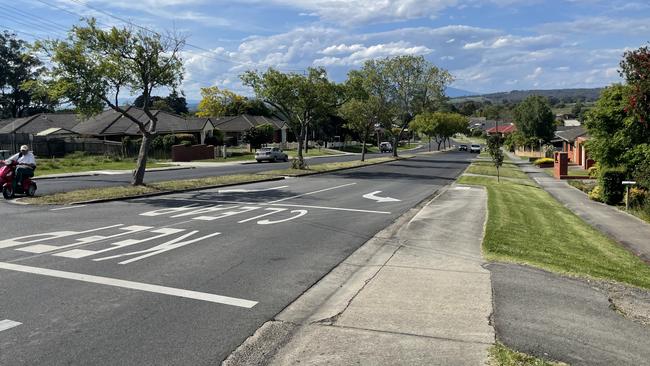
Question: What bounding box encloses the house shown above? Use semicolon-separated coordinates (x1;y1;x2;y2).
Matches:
562;119;581;127
553;126;593;168
72;106;215;144
486;124;516;137
0;113;81;136
212;114;288;145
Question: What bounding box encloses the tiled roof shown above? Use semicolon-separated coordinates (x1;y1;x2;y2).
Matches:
213;114;286;132
0;113;81;134
486;124;517;134
555;126;587;142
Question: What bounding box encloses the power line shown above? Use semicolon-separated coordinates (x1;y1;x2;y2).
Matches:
0;3;70;33
0;13;67;39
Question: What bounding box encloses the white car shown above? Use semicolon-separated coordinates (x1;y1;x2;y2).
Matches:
469;144;481;153
379;142;393;153
255;147;289;162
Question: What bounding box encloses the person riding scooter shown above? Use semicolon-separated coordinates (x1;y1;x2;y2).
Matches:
7;145;37;192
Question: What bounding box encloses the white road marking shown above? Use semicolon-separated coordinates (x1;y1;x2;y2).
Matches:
0;225;124;249
0;319;21;332
218;185;288;194
147;198;391;215
0;262;257;308
268;182;357;203
257;210;307;225
362;191;401;203
51;205;87;211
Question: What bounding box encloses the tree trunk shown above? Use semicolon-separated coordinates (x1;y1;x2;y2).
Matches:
361;129;369;162
304;124;309;153
296;128;306;169
428;136;431;152
497;166;500;183
132;133;151;186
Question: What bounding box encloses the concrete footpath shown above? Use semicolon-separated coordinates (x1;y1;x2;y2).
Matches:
506;152;650;262
224;185;494;365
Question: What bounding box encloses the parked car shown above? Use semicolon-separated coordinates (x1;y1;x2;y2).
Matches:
255;147;288;162
469;144;481;153
459;144;468;151
379;142;393;153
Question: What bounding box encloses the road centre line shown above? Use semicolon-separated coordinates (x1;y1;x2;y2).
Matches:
0;319;22;332
156;198;391;215
0;262;258;308
267;182;357;203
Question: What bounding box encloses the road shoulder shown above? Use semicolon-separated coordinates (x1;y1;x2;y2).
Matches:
223;184;494;366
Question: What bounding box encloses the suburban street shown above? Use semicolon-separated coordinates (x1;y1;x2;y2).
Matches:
0;150;471;365
34;148;430;195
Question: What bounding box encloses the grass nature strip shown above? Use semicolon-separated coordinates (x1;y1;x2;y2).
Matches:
458;166;650;290
488;343;567;366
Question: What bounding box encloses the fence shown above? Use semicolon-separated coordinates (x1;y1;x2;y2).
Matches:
0;134;123;158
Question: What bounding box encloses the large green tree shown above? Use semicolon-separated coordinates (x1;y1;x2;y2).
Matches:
241;67;339;168
45;19;184;185
0;31;55;118
339;67;395;161
134;90;188;115
378;55;453;157
196;86;271;118
512;95;555;142
410;112;467;151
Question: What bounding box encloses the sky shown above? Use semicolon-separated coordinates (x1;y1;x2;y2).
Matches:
5;0;650;100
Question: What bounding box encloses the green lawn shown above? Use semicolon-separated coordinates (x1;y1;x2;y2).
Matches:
542;167;590;177
466;161;529;179
459;166;650;290
453;134;486;145
36;154;170;176
334;145;380;154
285;148;339;157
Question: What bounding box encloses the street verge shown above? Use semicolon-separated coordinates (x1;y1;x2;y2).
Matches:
457;161;650;290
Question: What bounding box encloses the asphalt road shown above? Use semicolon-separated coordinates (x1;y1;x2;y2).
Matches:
0;150;472;365
35;146;432;195
489;263;650;366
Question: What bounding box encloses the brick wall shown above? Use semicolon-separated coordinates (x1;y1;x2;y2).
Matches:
171;144;215;162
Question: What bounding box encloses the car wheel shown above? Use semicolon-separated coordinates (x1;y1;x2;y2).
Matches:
272;157;277;162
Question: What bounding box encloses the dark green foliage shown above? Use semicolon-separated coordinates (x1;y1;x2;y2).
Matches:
486;135;504;182
134;90;189;115
204;129;224;146
513;95;555;142
243;124;275;150
599;167;627;205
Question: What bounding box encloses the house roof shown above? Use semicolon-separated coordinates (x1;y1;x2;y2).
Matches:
0;113;81;134
563;119;581;127
554;126;587;142
486;124;517;134
72;107;213;137
212;114;286;132
36;127;79;136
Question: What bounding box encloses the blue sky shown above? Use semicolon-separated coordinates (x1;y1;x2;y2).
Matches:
7;0;650;99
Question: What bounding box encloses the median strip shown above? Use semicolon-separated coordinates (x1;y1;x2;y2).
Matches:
458;160;650;290
22;155;409;205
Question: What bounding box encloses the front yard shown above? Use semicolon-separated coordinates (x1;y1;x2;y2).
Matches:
36;153;171;176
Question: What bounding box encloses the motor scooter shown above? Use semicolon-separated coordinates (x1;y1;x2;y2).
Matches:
0;160;37;199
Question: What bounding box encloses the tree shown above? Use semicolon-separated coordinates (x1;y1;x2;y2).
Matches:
486;134;504;182
241;67;338;168
339;68;394;161
134;90;188;115
379;55;453;157
0;31;55;118
620;45;650;127
513;95;555;142
410;112;467;151
45;19;184;185
243;123;275;151
196;86;270;117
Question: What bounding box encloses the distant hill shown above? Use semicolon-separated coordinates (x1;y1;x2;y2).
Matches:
452;88;604;104
446;87;478;98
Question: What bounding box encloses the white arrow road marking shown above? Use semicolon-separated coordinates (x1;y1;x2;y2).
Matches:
362;191;401;203
0;262;257;308
218;185;289;194
0;319;22;333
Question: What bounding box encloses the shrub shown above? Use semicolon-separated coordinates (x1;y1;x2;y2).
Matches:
588;185;604;202
533;157;554;166
628;187;649;208
598;167;627;205
588;165;599;178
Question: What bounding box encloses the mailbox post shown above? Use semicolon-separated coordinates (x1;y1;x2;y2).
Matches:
623;181;637;211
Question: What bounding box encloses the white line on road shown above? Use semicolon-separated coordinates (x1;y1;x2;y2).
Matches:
0;319;22;332
51;205;87;211
267;183;357;203
0;262;257;309
218;185;288;194
155;198;391;215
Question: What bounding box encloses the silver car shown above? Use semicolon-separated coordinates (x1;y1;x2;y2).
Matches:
469;144;481;153
255;147;289;162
